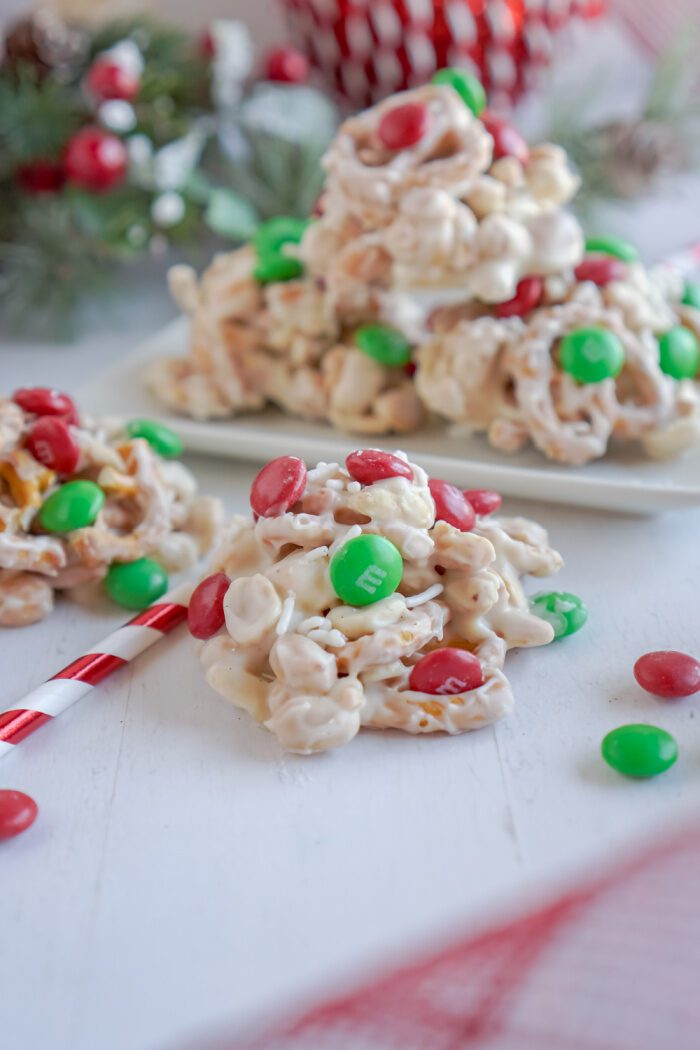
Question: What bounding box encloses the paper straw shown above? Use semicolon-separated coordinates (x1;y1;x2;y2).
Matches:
0;581;193;760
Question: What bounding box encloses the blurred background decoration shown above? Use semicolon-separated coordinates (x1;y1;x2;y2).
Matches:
1;0;699;334
0;6;337;332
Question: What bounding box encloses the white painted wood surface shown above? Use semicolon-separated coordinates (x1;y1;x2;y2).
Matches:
2;368;700;1048
3;26;700;1032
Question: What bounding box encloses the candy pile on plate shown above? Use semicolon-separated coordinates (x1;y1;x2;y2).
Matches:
151;69;700;465
0;388;222;627
188;449;571;755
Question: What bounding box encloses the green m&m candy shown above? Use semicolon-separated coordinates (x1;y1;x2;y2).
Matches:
559;326;625;385
105;557;169;610
253;253;304;285
330;534;403;607
39;480;105;532
658;326;700;380
530;591;587;640
355;324;412;368
254;216;309;255
681;281;700;309
601;724;678;779
584;236;638;262
431;68;486;116
126;419;183;459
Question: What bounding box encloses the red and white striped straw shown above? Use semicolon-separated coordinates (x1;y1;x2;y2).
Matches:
0;581;193;760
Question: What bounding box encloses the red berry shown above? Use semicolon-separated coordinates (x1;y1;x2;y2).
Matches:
85;58;139;102
634;650;700;699
482;112;529;164
250;456;307;518
16;159;65;194
64;127;128;193
265;46;309;84
464;489;502;516
187;572;230;640
13;387;80;425
26;417;80;475
345;449;413;485
409;648;484;695
199;30;215;59
494;276;544;318
0;790;38;841
575;257;627;286
429;479;476;532
378;102;429;151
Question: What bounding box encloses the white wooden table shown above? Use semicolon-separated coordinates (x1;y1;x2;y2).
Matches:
3;298;700;1050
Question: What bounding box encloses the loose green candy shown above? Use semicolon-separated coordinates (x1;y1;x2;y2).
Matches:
658;326;700;380
39;480;105;533
584;236;638;262
355;324;412;367
253;252;304;284
126;419;183;459
254;216;309;255
105;557;169;610
601;724;678;779
330;534;403;607
559;326;625;384
681;281;700;309
530;591;587;640
431;68;486;116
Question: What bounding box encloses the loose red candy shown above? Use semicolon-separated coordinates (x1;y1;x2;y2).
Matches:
409;648;484;695
187;572;230;640
12;386;79;425
0;790;38;841
634;650;700;699
482;113;529;165
345;449;413;485
494;276;544;318
250;456;307;518
378;102;429;150
464;489;502;516
575;257;627;286
429;479;476;532
26;416;80;475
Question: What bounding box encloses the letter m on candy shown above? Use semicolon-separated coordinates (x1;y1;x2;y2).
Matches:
355;564;387;594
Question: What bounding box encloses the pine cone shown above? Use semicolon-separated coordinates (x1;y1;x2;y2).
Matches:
2;9;87;80
601;119;692;198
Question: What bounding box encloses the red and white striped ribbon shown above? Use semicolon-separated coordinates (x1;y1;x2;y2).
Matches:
0;582;192;759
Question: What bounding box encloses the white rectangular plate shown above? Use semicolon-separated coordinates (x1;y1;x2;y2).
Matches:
79;317;700;514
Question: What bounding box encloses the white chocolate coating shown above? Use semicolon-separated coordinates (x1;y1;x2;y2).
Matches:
149;81;699;465
199;453;562;754
0;399;223;627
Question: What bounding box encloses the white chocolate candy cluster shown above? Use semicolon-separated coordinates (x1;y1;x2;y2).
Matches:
150;75;700;465
417;265;700;465
303;84;582;304
197;453;562;754
0;397;222;627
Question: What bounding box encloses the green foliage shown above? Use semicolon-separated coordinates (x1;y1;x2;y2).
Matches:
0;65;83;164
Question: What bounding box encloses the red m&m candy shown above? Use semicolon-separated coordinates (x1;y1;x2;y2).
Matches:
634;650;700;699
12;387;79;425
250;456;307;518
409;648;484;695
482;113;529;165
429;479;476;532
378;102;429;150
494;276;543;318
464;489;502;516
26;416;80;475
345;449;413;485
574;257;627;286
187;572;230;640
0;790;38;841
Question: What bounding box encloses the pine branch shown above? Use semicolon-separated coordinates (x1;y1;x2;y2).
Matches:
0;64;83;162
